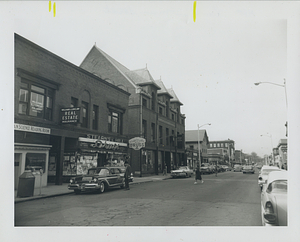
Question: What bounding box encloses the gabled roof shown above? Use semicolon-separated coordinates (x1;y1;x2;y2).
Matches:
185;130;209;143
126;68;161;89
168;88;183;105
154;78;173;98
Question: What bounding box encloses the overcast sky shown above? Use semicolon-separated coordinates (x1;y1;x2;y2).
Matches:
1;1;300;241
2;1;297;158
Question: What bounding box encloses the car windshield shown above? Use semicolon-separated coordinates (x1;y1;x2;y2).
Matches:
271;180;287;192
244;166;252;169
88;168;109;176
178;166;187;170
262;169;279;176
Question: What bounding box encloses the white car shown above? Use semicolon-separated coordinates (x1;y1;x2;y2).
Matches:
171;166;193;178
261;170;287;226
258;165;280;190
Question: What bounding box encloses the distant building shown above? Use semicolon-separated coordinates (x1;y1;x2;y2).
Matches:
208;140;235;165
274;139;287;169
185;130;209;168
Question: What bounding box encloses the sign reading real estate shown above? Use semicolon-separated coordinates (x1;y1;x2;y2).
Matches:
61;107;80;124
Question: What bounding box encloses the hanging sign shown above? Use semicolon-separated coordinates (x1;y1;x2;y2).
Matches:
129;137;146;150
61;107;80;123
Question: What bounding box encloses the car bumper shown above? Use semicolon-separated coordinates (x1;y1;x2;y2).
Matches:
68;183;101;191
171;173;186;177
243;170;254;173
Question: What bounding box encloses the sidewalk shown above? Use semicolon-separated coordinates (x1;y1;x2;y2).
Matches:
15;174;172;203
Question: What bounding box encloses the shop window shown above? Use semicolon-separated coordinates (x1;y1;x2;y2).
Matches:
81;101;89;128
92;105;99;130
25;153;46;172
108;110;122;134
18;81;54;120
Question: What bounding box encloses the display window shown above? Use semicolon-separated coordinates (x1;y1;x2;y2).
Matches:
25;153;46;171
76;153;98;175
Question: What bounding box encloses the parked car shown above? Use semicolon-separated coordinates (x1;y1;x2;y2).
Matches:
261;170;287;226
233;165;243;172
258;166;280;191
221;165;229;171
200;163;212;174
242;165;255;174
171;166;193;178
68;167;125;194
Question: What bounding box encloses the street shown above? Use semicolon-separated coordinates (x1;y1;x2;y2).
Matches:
15;170;262;226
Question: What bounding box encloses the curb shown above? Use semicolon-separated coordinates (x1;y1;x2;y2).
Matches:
15;176;172;204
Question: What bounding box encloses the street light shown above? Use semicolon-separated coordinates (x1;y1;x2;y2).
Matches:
197;123;211;168
255;79;287;137
260;134;274;165
254;79;287;108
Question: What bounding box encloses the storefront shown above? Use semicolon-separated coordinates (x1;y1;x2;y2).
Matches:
48;134;129;182
14;123;51;190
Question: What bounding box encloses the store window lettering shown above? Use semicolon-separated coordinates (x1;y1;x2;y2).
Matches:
90;140;120;150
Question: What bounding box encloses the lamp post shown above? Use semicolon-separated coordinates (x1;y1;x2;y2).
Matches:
197;123;211;168
260;134;274;165
254;79;288;136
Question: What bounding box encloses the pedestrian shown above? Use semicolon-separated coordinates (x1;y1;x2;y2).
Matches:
163;165;167;176
124;161;132;190
194;165;203;184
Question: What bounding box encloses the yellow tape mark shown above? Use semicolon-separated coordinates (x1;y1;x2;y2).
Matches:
193;1;197;22
53;2;56;17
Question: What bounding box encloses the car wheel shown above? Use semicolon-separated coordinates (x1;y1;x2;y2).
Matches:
99;182;105;193
74;190;81;195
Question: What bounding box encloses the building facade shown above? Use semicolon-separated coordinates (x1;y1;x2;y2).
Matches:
14;34;131;189
208;140;235;166
185;130;210;168
80;45;186;175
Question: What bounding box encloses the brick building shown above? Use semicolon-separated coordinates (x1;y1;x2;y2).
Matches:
14;34;130;189
80;45;186;174
208;140;235;166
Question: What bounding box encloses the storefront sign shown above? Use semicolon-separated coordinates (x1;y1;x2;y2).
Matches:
129;137;146;150
79;137;127;151
61;107;80;123
14;123;51;134
90;140;120;150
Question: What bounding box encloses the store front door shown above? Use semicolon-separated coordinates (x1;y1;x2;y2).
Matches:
97;153;107;167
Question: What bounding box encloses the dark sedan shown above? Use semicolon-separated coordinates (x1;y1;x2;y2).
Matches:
68;167;125;194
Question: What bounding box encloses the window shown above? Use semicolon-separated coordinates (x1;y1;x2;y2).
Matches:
166;101;169;118
171;130;175;146
92;105;98;130
142;120;147;139
151;92;155;111
221;143;224;147
172;113;175;121
18;81;54;120
151;123;155;143
166;128;169;145
71;97;78;108
189;145;194;149
159;126;163;144
225;143;228;148
108;110;122;134
159;107;163;115
81;101;89;128
217;143;220;147
142;98;147;108
213;143;216;148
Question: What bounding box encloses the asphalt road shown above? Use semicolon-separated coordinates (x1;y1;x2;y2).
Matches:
15;170;262;226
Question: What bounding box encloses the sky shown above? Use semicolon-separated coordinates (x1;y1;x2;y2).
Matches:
6;1;292;158
1;1;300;241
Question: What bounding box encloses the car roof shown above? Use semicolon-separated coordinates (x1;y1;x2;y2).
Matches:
267;170;287;184
261;165;280;171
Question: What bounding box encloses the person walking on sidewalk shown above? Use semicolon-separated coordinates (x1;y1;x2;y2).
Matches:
163;165;167;176
124;161;132;190
194;165;203;184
